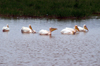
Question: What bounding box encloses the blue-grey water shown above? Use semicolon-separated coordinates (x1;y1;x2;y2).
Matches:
0;17;100;66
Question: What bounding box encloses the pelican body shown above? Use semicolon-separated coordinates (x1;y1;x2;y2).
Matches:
78;24;89;32
61;25;79;35
39;27;57;35
61;29;75;35
21;25;36;33
2;24;10;32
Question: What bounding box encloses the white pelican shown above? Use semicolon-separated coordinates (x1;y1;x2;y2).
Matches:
21;25;36;33
61;25;80;35
61;29;75;35
39;27;57;35
78;24;89;32
2;24;10;32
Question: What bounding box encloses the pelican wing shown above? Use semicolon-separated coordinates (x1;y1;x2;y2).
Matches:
61;29;73;34
78;26;84;30
21;27;32;32
65;28;75;31
2;27;10;30
61;28;73;34
61;28;67;33
39;29;49;35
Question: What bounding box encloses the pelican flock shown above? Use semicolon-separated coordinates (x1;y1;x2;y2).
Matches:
2;24;89;35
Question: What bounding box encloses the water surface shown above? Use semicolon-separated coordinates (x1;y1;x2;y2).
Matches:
0;17;100;66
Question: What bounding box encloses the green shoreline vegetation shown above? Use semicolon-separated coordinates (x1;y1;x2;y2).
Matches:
0;0;100;18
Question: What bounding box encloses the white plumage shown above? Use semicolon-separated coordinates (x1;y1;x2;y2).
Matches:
39;29;49;35
39;27;57;35
2;24;10;32
78;24;89;32
61;25;79;35
21;25;36;33
21;27;32;33
61;28;75;35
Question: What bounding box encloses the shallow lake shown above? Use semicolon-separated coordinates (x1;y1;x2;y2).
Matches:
0;17;100;66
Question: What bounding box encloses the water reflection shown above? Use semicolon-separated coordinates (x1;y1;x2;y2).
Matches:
39;35;55;38
0;17;100;66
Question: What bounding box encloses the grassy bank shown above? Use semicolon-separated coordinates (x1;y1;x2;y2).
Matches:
0;0;100;18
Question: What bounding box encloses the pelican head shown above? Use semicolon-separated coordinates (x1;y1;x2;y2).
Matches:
48;27;57;35
29;25;32;30
83;25;89;31
74;25;80;31
7;24;9;28
29;24;36;33
49;27;57;32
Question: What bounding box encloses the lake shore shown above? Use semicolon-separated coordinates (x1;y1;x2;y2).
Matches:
0;14;92;20
0;0;100;20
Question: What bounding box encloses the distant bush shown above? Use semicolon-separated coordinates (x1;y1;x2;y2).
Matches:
0;0;100;18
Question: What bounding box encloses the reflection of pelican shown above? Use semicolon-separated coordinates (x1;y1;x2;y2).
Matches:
21;25;36;33
2;24;10;32
61;25;80;35
39;27;57;35
78;24;89;32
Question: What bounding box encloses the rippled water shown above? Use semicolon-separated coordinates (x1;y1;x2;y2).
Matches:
0;17;100;66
